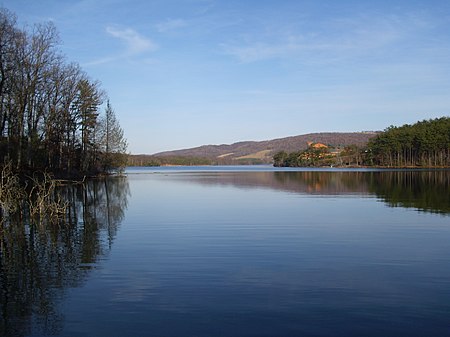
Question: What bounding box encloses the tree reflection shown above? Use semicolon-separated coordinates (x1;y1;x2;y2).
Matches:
367;170;450;214
273;171;370;194
174;170;450;214
274;170;450;214
273;170;450;214
0;177;129;337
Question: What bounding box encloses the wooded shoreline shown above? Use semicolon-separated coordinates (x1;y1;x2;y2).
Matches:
273;117;450;168
0;8;127;179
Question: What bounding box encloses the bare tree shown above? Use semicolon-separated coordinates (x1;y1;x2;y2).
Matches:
0;7;127;177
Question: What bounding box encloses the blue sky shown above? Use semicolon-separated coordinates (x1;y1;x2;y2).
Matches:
2;0;450;154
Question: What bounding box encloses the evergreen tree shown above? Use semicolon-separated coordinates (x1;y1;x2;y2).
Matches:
367;117;450;167
98;101;128;172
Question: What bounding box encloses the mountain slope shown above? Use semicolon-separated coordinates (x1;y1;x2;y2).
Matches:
153;132;378;162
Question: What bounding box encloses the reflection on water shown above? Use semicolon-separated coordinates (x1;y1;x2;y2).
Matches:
1;168;450;336
368;170;450;214
164;170;450;214
0;177;129;337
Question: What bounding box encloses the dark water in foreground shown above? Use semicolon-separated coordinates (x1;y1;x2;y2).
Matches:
1;167;450;336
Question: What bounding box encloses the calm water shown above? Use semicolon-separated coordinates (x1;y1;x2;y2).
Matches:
1;167;450;336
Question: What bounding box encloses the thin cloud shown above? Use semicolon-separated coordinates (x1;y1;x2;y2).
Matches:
84;26;157;67
83;56;119;67
156;19;187;33
221;13;429;63
221;41;297;63
222;31;400;64
106;26;158;54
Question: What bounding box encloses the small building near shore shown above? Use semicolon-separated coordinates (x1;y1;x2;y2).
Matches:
307;141;328;149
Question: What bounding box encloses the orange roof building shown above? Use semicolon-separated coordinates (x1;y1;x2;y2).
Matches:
307;142;328;149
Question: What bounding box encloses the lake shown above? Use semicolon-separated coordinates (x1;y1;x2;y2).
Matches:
1;167;450;336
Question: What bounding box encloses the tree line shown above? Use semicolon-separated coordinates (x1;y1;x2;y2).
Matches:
273;144;363;167
367;117;450;167
127;154;268;167
273;117;450;168
0;8;127;177
128;155;213;167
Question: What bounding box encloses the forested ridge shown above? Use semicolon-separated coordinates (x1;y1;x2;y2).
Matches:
273;117;450;168
138;132;377;166
367;117;450;167
0;8;127;177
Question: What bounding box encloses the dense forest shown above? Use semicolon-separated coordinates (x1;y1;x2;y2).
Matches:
367;117;450;167
273;117;450;168
0;8;127;177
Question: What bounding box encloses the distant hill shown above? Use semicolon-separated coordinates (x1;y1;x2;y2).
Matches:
141;132;378;164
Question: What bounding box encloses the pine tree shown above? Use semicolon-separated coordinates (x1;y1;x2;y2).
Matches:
98;100;128;172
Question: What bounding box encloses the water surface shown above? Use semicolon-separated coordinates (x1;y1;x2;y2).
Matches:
1;167;449;336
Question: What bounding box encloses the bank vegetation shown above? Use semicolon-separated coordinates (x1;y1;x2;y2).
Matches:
0;7;128;225
273;117;450;168
0;7;127;177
